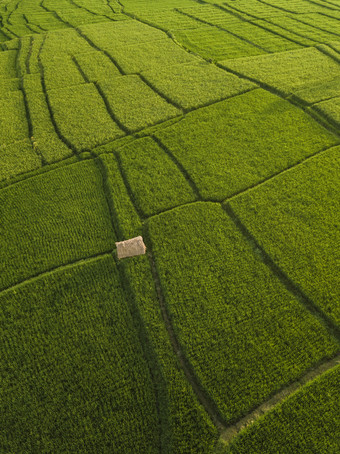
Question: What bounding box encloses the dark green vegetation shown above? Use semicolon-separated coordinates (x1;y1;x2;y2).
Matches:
226;365;340;454
0;0;339;452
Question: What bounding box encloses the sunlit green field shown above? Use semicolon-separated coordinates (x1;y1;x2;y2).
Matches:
0;0;339;452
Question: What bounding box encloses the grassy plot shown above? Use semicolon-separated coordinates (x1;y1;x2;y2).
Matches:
314;96;340;127
155;89;338;200
220;47;340;95
43;0;108;27
173;26;266;61
0;91;29;147
0;77;20;92
265;14;338;44
229;146;340;326
104;37;198;74
117;136;197;217
98;75;181;132
121;255;219;453
0;138;41;182
0;159;116;291
0;255;160;453
146;202;339;423
179;5;300;53
225;365;340;454
0;50;17;78
295;77;340;104
23;76;74;163
97;153;143;240
80;19;166;46
42;54;85;90
41;28;92;57
142;61;255;110
73;50;121;82
133;9;201;31
47;83;124;151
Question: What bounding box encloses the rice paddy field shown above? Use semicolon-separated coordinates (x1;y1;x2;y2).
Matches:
0;0;339;452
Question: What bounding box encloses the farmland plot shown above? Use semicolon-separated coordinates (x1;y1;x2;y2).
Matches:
0;256;159;453
0;160;115;290
0;0;339;451
154;89;338;200
226;365;340;454
146;202;339;423
229;146;340;327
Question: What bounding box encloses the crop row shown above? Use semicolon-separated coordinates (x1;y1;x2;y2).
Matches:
146;202;339;423
0;255;160;453
0;159;116;291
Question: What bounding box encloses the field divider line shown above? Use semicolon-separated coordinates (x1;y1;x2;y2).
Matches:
289;14;340;38
216;64;340;137
74;27;126;75
25;35;34;74
6;0;21;26
0;250;114;297
222;143;340;203
16;37;47;166
151;135;202;200
204;2;305;47
137;73;184;112
304;0;340;12
222;203;340;343
175;8;272;53
219;2;322;45
94;147;165;451
252;0;298;15
315;43;340;64
39;0;72;28
143;227;227;432
217;352;340;448
0;154;93;192
114;152;146;220
112;253;164;453
37;35;79;157
71;55;130;135
66;0;115;22
23;13;47;33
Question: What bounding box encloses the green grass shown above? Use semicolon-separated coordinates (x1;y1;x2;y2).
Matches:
0;138;41;182
0;91;29;147
0;160;116;290
121;254;219;453
47;83;124;151
23;76;74;162
98;75;181;131
97;152;142;240
220;47;340;95
73;50;121;82
42;55;85;90
173;26;266;61
0;255;160;453
0;49;17;78
117;136;197;216
315;96;340;127
225;365;340;454
146;202;339;423
155;89;338;200
142;61;255;110
229;146;340;326
0;0;340;451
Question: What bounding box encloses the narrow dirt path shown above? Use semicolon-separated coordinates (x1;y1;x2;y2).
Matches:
218;353;340;447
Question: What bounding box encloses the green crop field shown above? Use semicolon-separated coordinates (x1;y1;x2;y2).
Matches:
0;0;339;453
